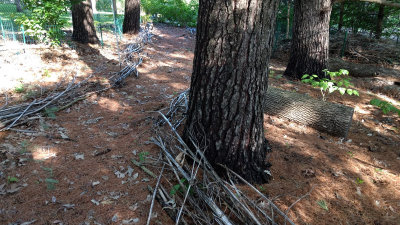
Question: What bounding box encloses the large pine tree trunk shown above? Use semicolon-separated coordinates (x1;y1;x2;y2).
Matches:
71;0;99;44
375;5;385;39
183;0;279;184
284;0;332;79
123;0;140;34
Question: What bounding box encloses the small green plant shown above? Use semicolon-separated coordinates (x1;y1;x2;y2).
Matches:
356;177;364;184
20;140;30;154
170;178;193;196
138;151;150;162
370;99;400;117
258;185;265;192
44;106;59;119
14;83;25;93
7;176;19;183
301;69;359;101
317;199;329;211
42;69;51;78
41;166;58;190
347;151;354;158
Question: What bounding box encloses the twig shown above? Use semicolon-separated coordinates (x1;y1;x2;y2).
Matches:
131;159;157;178
2;99;37;131
146;165;165;225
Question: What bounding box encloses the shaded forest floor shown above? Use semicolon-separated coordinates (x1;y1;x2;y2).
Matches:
0;24;399;225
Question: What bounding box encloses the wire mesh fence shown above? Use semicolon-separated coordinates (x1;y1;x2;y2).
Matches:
0;0;123;45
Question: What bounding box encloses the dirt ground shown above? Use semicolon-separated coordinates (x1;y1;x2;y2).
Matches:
0;24;399;225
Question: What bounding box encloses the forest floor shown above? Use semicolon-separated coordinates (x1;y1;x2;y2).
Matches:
0;24;399;225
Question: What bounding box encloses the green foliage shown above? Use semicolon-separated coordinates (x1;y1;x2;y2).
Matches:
14;0;73;44
301;69;359;101
170;178;193;196
44;106;58;119
141;0;198;27
370;99;400;117
14;83;25;93
138;151;150;162
41;166;58;190
330;2;400;38
317;199;329;211
7;176;19;183
356;177;364;185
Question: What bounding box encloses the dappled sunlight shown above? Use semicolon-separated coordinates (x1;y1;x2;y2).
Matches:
32;146;58;160
97;96;124;112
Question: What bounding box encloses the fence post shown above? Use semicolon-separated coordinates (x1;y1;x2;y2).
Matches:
21;25;26;44
11;20;16;41
99;24;104;47
110;0;121;68
0;17;6;42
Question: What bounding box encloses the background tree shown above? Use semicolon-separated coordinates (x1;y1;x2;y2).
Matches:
71;0;99;44
15;0;23;12
183;0;279;184
284;0;333;79
123;0;140;34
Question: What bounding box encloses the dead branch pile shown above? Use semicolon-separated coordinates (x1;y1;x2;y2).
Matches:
330;33;400;67
0;25;155;132
112;23;154;86
146;92;295;225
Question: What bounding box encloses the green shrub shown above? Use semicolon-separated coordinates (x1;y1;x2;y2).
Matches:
370;99;400;116
142;0;198;27
14;0;75;45
301;69;359;101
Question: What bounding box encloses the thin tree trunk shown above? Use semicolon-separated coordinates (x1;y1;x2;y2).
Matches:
286;0;291;39
284;0;333;79
183;0;279;184
338;2;345;32
123;0;140;34
71;0;99;44
15;0;23;12
112;0;117;14
375;5;385;39
91;0;97;14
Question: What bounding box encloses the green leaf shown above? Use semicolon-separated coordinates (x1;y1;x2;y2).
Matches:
353;90;359;96
339;87;346;95
301;74;310;79
45;178;59;184
346;89;353;95
317;200;329;211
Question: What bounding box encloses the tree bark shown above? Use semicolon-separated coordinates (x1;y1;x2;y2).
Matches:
338;2;345;31
284;0;333;80
71;0;99;44
264;87;354;137
123;0;140;34
15;0;23;12
183;0;279;184
375;5;385;39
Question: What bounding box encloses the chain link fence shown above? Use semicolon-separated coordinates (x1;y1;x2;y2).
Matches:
0;0;123;46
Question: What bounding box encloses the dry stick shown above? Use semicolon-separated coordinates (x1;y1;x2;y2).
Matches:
2;99;36;131
222;166;296;225
284;186;314;225
146;165;165;225
131;159;157;178
0;93;8;110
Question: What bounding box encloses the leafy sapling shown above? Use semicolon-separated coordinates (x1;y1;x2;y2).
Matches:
301;69;359;101
370;99;400;117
